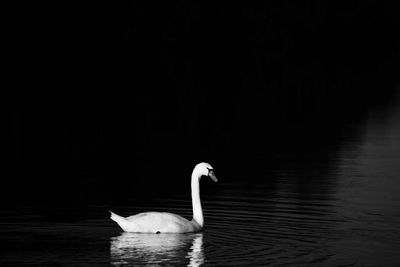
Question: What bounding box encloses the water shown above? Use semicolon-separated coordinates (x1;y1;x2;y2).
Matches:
2;96;400;266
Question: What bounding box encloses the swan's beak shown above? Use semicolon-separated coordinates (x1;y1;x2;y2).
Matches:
209;170;218;182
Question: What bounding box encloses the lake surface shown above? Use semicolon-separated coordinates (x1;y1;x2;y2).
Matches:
2;93;400;266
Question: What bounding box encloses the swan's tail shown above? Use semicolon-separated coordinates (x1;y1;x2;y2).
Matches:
109;210;125;224
110;210;133;232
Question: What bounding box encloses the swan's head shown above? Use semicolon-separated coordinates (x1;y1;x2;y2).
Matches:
194;162;218;182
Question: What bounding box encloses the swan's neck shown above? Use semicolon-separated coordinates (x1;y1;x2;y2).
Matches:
191;171;203;227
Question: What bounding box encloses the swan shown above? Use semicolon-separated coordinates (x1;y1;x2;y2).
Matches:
110;162;218;233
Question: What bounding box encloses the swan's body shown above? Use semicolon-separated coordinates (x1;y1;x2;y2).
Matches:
110;162;217;233
110;211;201;233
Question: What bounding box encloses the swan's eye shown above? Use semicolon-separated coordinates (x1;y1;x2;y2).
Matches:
207;167;213;175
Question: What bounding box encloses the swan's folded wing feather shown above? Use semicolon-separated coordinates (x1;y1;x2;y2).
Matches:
126;212;192;233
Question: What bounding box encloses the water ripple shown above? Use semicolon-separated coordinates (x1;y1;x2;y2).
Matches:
108;190;341;266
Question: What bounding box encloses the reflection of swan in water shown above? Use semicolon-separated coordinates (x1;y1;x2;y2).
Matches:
110;232;204;266
110;162;218;233
187;233;204;267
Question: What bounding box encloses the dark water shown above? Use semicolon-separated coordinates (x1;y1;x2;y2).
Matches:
3;94;400;266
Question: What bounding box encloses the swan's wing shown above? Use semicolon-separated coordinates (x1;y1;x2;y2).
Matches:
126;212;192;232
127;212;188;222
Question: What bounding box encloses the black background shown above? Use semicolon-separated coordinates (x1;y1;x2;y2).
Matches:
5;2;400;206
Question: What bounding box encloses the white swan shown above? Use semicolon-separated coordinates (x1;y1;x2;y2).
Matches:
110;162;218;233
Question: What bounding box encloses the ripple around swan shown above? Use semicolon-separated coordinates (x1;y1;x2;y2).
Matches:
109;190;341;266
